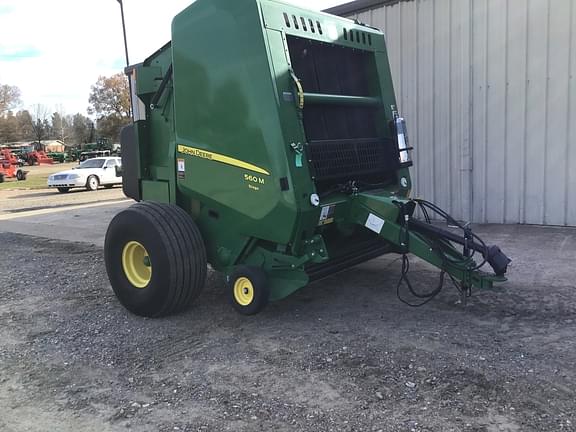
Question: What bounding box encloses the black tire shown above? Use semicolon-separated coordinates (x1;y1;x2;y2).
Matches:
104;201;207;317
16;170;26;181
86;175;99;191
57;187;70;193
104;184;114;189
228;266;269;315
0;174;4;183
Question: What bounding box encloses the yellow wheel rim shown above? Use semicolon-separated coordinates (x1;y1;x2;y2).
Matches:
233;277;254;306
122;241;152;288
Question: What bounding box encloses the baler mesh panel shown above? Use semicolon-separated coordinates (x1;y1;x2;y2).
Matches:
308;138;398;182
287;36;399;191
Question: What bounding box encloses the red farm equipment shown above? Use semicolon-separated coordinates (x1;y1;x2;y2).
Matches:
25;150;54;166
0;150;27;183
0;149;20;166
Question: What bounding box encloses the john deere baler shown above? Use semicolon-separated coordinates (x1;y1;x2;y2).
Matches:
105;0;510;317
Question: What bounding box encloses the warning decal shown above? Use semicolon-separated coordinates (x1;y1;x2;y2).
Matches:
318;205;335;226
177;158;185;179
365;213;385;234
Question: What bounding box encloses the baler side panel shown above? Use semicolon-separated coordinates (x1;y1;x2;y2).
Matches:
171;0;303;269
130;43;177;203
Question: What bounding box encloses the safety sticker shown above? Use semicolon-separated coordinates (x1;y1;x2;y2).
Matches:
365;213;385;234
318;205;335;226
177;158;185;179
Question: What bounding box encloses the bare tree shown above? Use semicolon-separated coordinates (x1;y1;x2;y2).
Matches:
51;104;69;142
0;84;21;115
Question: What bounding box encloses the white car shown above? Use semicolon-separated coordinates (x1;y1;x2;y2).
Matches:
48;157;122;193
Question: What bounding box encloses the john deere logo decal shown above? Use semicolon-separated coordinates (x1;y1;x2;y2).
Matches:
177;145;270;176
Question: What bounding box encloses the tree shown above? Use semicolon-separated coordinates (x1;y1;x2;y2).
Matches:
95;115;128;143
16;110;34;141
0;111;20;143
88;73;131;118
51;112;64;140
51;105;71;142
0;84;21;115
71;113;94;145
88;73;131;141
30;104;50;148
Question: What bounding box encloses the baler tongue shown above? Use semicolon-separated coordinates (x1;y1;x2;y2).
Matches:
350;192;510;295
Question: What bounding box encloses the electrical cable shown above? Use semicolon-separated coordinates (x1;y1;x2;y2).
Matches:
396;254;447;307
412;199;489;271
394;198;494;307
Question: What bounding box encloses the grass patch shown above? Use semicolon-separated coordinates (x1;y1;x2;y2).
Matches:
0;173;49;190
0;163;77;191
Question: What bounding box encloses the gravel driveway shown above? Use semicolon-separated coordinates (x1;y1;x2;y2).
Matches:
0;188;126;215
0;225;574;432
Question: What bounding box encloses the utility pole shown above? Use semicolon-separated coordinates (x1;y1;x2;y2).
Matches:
116;0;133;118
117;0;130;67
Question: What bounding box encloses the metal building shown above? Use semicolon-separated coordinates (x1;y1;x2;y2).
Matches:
327;0;576;226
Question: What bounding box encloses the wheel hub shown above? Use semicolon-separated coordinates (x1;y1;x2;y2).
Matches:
233;277;254;306
122;241;152;288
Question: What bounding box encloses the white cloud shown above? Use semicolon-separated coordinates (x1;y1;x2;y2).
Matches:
0;0;348;116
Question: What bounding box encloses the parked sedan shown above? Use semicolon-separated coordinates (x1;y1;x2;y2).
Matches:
47;157;122;193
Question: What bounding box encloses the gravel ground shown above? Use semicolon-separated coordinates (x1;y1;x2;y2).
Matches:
0;225;575;432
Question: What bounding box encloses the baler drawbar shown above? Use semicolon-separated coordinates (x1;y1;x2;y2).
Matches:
104;0;510;317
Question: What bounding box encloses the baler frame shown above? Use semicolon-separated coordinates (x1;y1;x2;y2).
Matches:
104;0;510;317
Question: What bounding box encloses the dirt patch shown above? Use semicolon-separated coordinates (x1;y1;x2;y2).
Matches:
0;228;575;431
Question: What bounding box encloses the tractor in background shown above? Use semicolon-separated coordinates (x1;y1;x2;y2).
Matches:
0;149;27;183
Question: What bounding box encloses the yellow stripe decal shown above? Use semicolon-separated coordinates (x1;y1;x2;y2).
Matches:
177;145;270;176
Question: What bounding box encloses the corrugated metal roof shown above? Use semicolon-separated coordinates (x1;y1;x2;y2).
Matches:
324;0;413;16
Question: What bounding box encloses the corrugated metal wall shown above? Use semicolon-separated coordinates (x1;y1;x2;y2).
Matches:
346;0;575;225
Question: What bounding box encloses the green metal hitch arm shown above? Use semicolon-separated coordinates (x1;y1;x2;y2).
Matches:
349;193;507;290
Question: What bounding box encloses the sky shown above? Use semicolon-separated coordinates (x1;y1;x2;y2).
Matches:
0;0;349;118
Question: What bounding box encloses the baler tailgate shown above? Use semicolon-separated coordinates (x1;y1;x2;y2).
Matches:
287;35;400;194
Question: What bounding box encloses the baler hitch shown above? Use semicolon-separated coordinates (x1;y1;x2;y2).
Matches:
401;199;511;277
352;193;511;306
408;218;510;276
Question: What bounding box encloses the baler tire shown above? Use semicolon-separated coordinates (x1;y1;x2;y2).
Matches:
0;174;4;183
16;170;25;181
104;201;207;318
57;187;70;193
86;175;99;191
229;266;269;315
